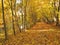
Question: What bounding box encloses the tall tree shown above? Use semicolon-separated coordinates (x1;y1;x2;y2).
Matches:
10;0;16;35
14;0;21;32
2;0;7;40
23;0;28;30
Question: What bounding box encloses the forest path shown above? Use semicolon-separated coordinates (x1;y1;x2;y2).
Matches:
30;22;56;30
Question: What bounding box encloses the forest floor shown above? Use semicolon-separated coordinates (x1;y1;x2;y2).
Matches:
4;31;60;45
0;22;60;45
30;22;60;30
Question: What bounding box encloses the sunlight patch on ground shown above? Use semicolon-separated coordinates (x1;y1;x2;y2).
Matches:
25;29;60;32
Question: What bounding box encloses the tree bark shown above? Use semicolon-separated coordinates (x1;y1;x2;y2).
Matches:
10;0;16;35
2;0;7;40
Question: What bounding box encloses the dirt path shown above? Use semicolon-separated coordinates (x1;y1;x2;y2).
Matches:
30;22;55;30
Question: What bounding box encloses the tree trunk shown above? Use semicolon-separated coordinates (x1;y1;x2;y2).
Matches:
23;0;27;30
10;0;15;35
2;0;7;40
56;14;59;26
14;0;21;32
56;0;60;26
53;0;59;26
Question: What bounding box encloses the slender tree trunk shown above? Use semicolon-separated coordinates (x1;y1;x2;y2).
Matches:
56;0;60;26
2;0;7;40
21;0;24;31
22;0;26;30
23;0;28;30
56;14;59;26
14;0;21;32
53;0;59;26
10;0;15;35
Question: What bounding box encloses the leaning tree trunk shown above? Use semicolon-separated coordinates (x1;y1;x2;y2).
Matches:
2;0;7;40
